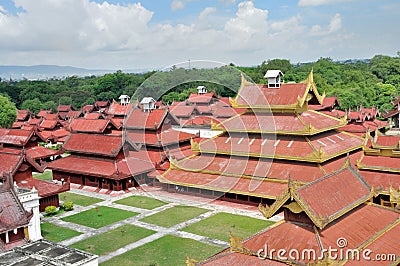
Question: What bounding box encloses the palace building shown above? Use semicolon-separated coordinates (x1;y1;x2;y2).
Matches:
156;70;364;205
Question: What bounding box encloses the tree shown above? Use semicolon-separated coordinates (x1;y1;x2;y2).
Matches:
21;98;42;115
0;95;17;128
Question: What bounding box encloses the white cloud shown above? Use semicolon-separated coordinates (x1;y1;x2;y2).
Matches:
310;13;341;36
171;0;185;10
199;7;217;20
298;0;353;7
0;5;7;14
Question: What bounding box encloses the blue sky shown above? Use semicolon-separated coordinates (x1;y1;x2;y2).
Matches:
0;0;399;70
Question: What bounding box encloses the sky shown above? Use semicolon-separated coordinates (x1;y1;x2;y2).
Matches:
0;0;399;70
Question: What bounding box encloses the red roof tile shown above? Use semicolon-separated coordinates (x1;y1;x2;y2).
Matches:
295;167;371;225
84;113;102;120
358;155;400;172
17;178;69;198
57;105;74;112
106;101;132;116
0;177;33;233
160;169;287;198
44;113;59;120
39;120;58;130
0;128;34;146
188;92;215;104
26;146;59;159
196;105;212;114
116;157;155;176
176;154;325;183
63;134;122;157
126;129;193;147
360;170;400;191
16;110;30;121
110;118;124;130
170;105;196;118
37;110;51;118
243;204;399;264
125;109;168;130
218;111;343;134
374;135;400;147
95;100;110;108
12;121;24;129
128;149;166;166
67;110;82;119
319;109;346;118
81;105;94;113
198;132;362;163
236;83;308;107
69;119;109;133
0;152;23;175
27;118;42;126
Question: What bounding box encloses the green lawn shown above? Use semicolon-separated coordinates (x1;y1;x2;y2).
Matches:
70;224;156;255
100;235;222;266
33;170;53;181
140;206;209;228
61;206;138;229
114;195;167;210
41;222;82;242
182;212;274;242
59;192;103;207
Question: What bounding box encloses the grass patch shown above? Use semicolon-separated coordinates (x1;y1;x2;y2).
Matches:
41;222;82;242
114;195;167;210
70;224;156;256
61;206;138;229
33;170;53;181
59;192;103;207
182;212;274;242
100;235;222;266
140;206;208;227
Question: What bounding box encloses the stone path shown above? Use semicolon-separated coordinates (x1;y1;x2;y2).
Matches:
44;187;283;264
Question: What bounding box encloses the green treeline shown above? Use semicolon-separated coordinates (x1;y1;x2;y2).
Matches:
0;55;399;115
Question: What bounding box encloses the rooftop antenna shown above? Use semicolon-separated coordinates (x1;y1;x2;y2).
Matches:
188;59;191;70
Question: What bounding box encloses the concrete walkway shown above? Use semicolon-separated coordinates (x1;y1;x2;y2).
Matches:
45;188;283;264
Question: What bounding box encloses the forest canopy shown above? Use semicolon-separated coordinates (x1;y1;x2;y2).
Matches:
1;54;399;115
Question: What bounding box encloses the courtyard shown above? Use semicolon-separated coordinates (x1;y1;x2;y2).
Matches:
41;188;280;265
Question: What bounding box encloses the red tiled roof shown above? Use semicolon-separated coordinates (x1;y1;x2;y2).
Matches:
26;146;59;159
48;156;117;178
196;105;212;114
213;107;240;118
128;149;166;166
218;111;343;134
95;100;110;108
236;83;308;107
40;120;58;130
198;131;363;163
295;167;371;224
360;170;400;191
70;119;109;133
159;169;287;198
17;110;30;121
67;110;82;118
84;113;102;120
81;105;94;113
17;178;69;198
44;113;59;120
170;105;196;118
0;179;33;233
358;155;400;172
320;150;362;174
176;154;325;183
27;118;42;126
63;133;122;157
0;128;34;146
125;109;168;130
188;92;215;104
374;135;400;147
57;105;74;112
116;157;155;176
167;146;196;161
243;204;400;264
201;251;287;266
37;110;51;117
126;129;193;147
0;152;23;175
12;121;24;129
106;101;132;116
182;116;212;126
48;155;153;180
319;109;346;118
110;118;124;130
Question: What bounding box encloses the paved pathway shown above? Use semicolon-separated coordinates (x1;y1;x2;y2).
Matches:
45;187;283;264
